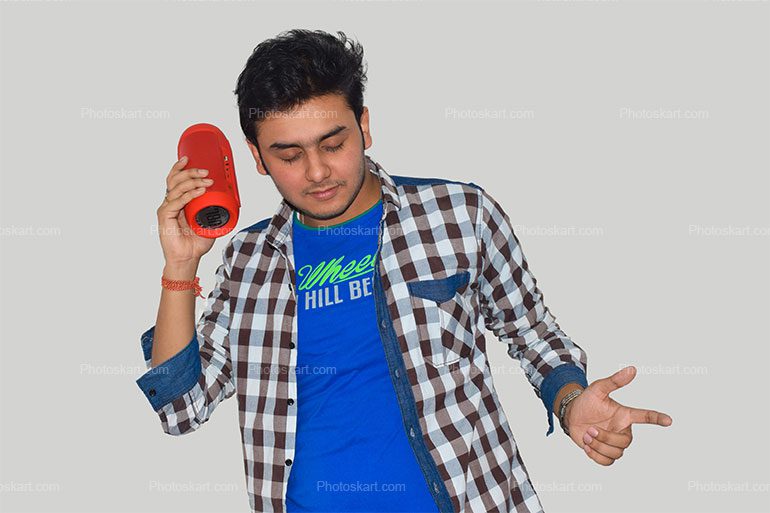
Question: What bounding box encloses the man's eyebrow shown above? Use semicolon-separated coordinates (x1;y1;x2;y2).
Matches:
269;125;348;150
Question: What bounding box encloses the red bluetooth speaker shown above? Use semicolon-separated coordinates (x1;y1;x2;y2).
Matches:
177;123;241;239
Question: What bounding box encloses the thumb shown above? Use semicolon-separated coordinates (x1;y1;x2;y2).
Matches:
177;208;196;237
178;207;189;228
592;365;637;398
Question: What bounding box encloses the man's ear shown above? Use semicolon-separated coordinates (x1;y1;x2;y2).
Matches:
246;139;270;176
359;105;373;151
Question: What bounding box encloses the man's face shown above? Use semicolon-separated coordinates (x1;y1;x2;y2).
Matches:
247;93;375;224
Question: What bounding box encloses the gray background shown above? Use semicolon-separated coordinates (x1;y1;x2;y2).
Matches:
1;1;768;512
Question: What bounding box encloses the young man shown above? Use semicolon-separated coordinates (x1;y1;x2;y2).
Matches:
138;29;673;513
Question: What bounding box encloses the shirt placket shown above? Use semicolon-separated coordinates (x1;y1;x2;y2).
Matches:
273;236;299;509
372;202;455;513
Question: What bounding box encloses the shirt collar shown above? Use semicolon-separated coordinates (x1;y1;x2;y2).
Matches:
264;154;401;249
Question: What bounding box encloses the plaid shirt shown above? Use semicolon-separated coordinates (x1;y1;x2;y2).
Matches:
136;154;589;513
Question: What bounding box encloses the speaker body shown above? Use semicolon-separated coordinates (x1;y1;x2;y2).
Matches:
177;123;240;238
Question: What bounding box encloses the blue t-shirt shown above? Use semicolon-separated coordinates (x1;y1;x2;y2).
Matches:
286;198;439;513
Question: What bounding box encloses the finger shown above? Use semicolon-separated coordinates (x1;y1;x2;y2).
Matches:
165;156;189;186
172;155;189;172
159;186;207;217
582;441;615;466
166;176;214;203
167;167;210;192
591;366;637;398
585;425;632;449
583;430;624;460
629;407;673;427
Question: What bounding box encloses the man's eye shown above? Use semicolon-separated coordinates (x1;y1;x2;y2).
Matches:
280;143;342;164
325;142;344;153
281;154;301;164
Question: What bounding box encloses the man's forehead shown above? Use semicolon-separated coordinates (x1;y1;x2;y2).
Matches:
255;94;357;146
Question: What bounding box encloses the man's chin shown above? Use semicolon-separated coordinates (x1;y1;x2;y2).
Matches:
299;195;353;222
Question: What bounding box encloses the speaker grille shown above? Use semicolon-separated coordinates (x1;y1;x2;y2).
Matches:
196;206;230;229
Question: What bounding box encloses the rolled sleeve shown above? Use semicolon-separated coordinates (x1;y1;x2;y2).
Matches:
135;326;201;411
539;364;588;436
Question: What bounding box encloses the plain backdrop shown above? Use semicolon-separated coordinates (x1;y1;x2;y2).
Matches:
1;1;768;513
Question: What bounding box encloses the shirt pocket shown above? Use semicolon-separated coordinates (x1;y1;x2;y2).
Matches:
406;270;476;368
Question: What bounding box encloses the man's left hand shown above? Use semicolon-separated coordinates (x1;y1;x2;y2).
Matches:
564;365;673;466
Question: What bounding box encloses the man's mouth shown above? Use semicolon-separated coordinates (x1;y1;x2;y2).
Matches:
309;185;339;200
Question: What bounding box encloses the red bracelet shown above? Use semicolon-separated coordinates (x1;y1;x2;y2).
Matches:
161;275;204;298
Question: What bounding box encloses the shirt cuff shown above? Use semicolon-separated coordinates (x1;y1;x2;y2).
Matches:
540;363;588;437
135;326;201;411
140;326;155;368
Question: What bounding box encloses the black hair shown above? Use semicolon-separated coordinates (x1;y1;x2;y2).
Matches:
233;29;368;151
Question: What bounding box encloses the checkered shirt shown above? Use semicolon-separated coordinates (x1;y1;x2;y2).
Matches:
136;154;589;513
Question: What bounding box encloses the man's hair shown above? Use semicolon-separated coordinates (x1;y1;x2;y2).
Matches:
233;29;368;148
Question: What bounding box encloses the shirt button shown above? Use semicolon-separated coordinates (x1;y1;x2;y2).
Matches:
409;426;416;438
287;398;294;406
380;320;387;329
394;368;400;378
433;482;440;493
289;342;295;349
148;389;156;397
285;459;293;466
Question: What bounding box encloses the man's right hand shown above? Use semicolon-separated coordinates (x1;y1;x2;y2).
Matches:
157;155;216;270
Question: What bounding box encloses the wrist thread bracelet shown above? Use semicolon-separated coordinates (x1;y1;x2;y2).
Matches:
558;388;583;436
161;275;204;298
